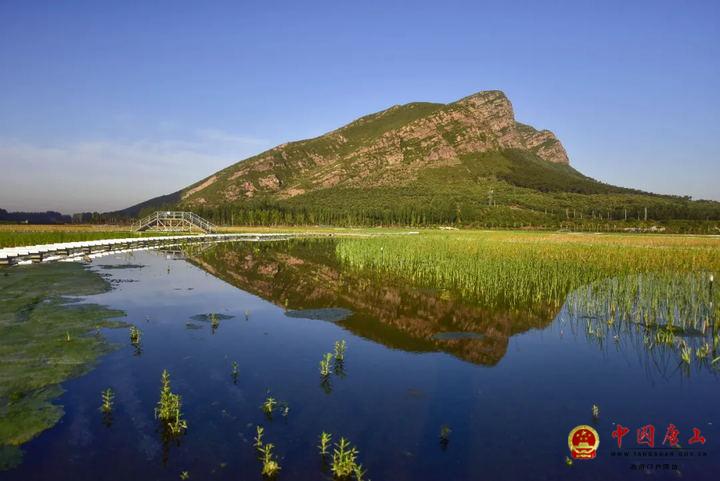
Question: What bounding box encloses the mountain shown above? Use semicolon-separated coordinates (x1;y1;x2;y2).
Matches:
116;90;720;230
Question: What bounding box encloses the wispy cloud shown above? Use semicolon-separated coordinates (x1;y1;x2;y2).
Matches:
0;129;270;213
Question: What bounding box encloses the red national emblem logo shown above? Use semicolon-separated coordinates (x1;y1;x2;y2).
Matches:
568;425;600;460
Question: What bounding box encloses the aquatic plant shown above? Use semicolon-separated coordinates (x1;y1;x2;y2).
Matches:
65;331;71;342
439;425;451;446
231;361;239;383
155;369;187;435
180;471;190;480
318;431;332;456
129;326;141;345
334;340;347;361
680;342;692;365
279;401;290;418
254;425;265;449
565;456;573;466
320;352;333;377
101;388;114;414
353;463;367;481
210;312;220;332
262;397;277;416
259;443;281;477
168;406;188;435
591;404;599;420
696;342;711;359
331;437;359;478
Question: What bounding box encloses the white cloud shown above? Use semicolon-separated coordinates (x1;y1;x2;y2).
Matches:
0;129;270;213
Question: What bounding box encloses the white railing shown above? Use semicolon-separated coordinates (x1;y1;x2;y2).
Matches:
132;211;216;233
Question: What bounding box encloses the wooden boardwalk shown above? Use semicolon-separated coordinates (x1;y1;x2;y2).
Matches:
0;233;300;266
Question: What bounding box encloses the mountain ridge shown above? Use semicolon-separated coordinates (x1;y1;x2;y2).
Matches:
114;90;720;230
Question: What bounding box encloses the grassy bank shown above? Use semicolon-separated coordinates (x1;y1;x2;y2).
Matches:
0;225;178;248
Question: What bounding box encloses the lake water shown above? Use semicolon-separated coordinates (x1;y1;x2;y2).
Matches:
3;239;718;480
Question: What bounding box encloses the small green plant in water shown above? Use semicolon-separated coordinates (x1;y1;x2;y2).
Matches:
155;369;188;435
262;397;277;416
319;431;332;456
254;425;265;450
129;325;141;344
320;352;333;377
696;342;711;359
440;424;451;447
353;463;367;481
101;388;114;413
334;340;347;361
331;437;359;478
259;443;281;477
180;471;190;480
592;404;600;420
680;342;692;365
210;312;220;332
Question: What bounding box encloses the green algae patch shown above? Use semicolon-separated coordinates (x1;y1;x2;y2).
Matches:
0;263;126;461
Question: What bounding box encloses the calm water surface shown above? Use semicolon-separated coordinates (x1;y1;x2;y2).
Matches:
4;240;718;480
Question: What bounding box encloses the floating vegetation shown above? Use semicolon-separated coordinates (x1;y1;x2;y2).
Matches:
210;313;220;333
334;340;347;361
0;262;126;455
98;264;145;270
320;353;333;378
190;313;234;323
591;404;599;420
318;431;332;456
101;388;114;414
154;369;187;436
179;471;190;480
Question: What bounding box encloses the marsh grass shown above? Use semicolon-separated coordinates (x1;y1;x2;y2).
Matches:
337;232;720;334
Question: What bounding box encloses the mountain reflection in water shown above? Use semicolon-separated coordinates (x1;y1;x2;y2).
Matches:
188;239;560;366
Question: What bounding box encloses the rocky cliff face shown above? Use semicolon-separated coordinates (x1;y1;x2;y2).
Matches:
175;90;570;206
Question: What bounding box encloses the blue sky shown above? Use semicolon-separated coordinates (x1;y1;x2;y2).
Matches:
1;0;718;212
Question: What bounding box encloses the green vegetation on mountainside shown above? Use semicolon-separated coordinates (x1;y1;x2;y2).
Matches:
112;91;720;231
